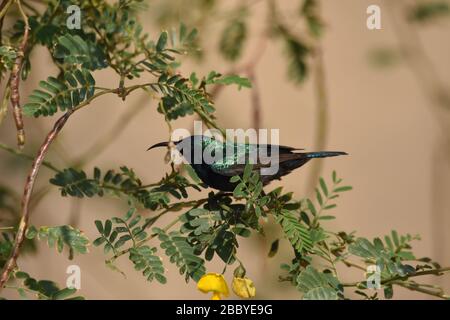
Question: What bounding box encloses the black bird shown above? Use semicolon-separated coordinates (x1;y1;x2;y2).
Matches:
148;135;347;192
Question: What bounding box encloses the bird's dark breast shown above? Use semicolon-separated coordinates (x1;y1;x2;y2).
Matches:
190;164;238;192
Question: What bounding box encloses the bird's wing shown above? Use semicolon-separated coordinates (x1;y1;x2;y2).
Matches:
210;152;303;177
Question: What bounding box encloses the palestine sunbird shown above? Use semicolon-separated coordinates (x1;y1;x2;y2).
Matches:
149;135;347;192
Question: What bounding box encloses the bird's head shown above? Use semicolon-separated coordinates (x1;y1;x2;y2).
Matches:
147;135;211;162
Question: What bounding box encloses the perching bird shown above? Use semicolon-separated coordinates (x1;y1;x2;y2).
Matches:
148;135;347;192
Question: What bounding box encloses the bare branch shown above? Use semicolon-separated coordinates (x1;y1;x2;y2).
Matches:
8;0;30;149
0;110;72;288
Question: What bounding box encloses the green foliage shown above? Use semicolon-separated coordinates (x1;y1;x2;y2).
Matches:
25;225;89;259
50;167;201;210
349;232;419;279
0;46;17;75
1;0;449;301
154;228;206;282
202;71;252;90
409;1;450;22
276;210;313;253
0;233;13;269
297;266;342;300
301;0;324;38
230;164;270;218
155;73;213;121
23;69;96;117
129;246;167;284
10;271;83;300
93;206;148;254
219;9;247;61
54;34;108;70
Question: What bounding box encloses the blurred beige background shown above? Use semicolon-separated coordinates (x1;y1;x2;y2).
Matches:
1;0;449;299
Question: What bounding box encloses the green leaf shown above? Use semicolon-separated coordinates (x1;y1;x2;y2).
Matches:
52;288;77;300
209;75;252;90
276;210;313;252
319;177;328;196
155;228;205;282
297;266;341;300
54;34;107;70
229;176;240;183
33;225;90;257
129;246;166;284
333;186;352;193
156;31;168;52
23;69;96;117
409;1;450;22
306;199;317;216
219;15;247;61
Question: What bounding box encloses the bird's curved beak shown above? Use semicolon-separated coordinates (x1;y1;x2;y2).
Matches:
147;141;169;151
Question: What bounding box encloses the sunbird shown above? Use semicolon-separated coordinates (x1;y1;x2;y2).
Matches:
149;135;347;192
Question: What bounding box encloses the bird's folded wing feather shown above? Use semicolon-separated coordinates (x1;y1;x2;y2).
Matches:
210;152;303;176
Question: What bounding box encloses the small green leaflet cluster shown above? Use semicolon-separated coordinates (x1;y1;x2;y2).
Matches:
129;246;166;284
93;206;167;284
49;167;201;210
92;206;205;283
23;69;96;117
154;228;206;282
348;232;419;299
409;1;450;22
230;165;270;218
296;266;342;300
9;271;83;300
93;206;149;254
276;210;313;253
137;25;198;78
25;225;89;259
53;34;108;70
200;71;252;90
0;233;14;269
180;201;251;265
219;8;247;61
306;171;353;225
0;46;17;75
301;0;324;38
155;73;214;121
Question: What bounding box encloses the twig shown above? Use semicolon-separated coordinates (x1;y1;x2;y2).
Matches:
0;142;61;172
393;280;449;300
0;88;117;290
8;0;30;149
247;70;262;130
0;111;72;288
0;0;13;20
341;266;450;289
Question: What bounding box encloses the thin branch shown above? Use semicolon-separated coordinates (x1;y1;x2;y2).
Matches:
0;88;117;290
0;110;72;288
393;280;449;300
8;0;30;149
247;70;262;130
0;0;13;20
0;142;61;172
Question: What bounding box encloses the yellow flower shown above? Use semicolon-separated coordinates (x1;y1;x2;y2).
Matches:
197;273;229;300
232;277;256;299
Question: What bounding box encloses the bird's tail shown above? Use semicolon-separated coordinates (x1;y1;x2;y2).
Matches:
304;151;348;159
